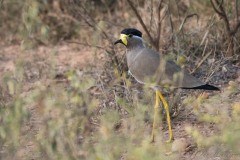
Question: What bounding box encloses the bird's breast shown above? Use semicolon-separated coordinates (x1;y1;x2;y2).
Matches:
126;49;161;84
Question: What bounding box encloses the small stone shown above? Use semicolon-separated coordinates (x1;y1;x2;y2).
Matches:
171;138;187;153
229;81;237;86
208;58;215;64
237;76;240;83
222;65;228;72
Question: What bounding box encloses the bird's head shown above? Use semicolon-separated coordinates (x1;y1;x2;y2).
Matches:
114;28;143;48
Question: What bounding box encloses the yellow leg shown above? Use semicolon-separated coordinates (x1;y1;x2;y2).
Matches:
151;90;160;142
157;90;173;142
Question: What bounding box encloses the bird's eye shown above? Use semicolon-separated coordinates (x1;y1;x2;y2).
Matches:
128;34;133;37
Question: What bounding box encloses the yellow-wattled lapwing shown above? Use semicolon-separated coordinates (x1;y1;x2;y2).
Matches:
114;28;219;142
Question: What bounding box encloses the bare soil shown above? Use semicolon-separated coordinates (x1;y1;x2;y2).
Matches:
0;42;239;160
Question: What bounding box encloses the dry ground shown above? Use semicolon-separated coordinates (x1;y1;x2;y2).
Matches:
0;41;240;159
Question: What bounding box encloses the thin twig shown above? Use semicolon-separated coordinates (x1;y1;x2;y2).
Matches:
167;5;174;51
210;0;224;16
191;50;212;74
210;0;231;34
149;0;153;33
66;40;106;50
156;0;164;51
80;4;111;42
216;0;231;33
231;21;240;35
48;12;81;24
210;0;239;56
236;0;239;22
126;0;155;48
178;13;199;33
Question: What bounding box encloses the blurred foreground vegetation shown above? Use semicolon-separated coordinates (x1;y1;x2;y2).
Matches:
0;0;240;159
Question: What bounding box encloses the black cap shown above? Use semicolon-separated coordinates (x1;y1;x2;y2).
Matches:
121;28;142;37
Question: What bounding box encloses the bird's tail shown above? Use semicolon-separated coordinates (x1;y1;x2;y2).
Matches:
181;84;220;91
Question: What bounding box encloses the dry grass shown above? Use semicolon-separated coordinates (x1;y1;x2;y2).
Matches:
0;0;240;159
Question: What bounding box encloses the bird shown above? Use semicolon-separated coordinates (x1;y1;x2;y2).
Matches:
114;28;220;142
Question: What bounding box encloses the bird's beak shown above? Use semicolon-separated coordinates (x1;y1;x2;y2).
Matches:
114;34;128;46
114;39;123;45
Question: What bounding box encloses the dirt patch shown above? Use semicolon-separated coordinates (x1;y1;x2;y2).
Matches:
0;42;240;159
